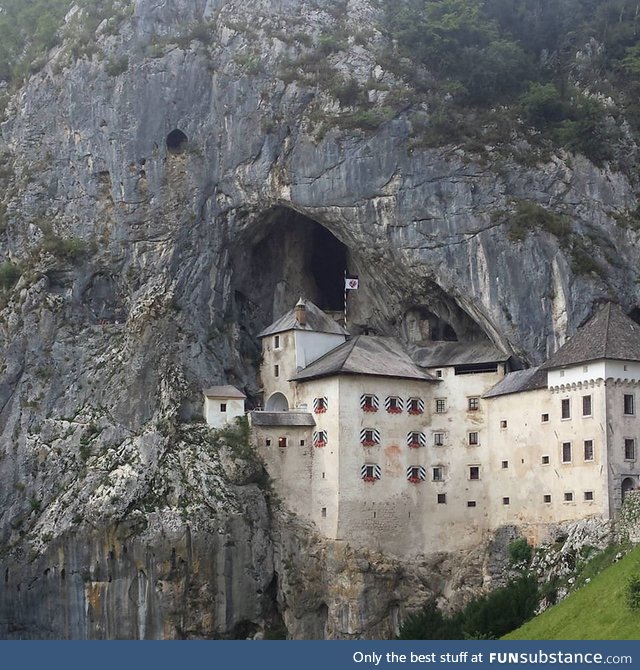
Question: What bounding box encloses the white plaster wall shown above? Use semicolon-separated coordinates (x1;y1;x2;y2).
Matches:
548;361;606;387
294;331;346;369
604;360;640;382
204;397;245;428
261;331;297;408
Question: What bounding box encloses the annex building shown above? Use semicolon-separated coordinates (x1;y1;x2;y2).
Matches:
211;300;640;559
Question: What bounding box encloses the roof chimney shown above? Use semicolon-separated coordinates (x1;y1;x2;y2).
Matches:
295;298;307;326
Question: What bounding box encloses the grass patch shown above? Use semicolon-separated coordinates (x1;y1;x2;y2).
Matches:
505;546;640;639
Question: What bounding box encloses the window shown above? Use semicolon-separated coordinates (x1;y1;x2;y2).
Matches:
432;466;444;482
541;413;549;423
300;439;305;446
541;455;550;465
467;501;477;508
583;365;589;373
564;492;574;502
265;439;271;446
407;431;426;448
584;491;594;501
562;442;572;463
503;497;510;505
220;402;227;412
625;438;636;461
543;494;552;503
468;431;479;446
502;460;509;469
436;370;443;378
435;398;447;413
433;432;445;446
468;397;480;411
274;335;280;349
561;398;571;419
313;430;328;448
407;466;426;483
559;370;565;377
624;394;635;416
469;466;480;480
313;396;328;413
385;396;403;414
278;436;287;448
500;419;508;429
360;428;380;447
584;440;594;461
407;397;424;415
360;394;379;413
437;493;447;504
321;507;327;517
361;464;381;482
582;395;592;417
274;364;279;378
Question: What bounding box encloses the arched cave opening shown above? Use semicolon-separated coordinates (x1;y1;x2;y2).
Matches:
166;128;188;154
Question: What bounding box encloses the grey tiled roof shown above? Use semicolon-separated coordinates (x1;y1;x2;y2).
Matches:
408;341;511;368
541;303;640;370
483;367;548;399
203;385;246;398
250;411;316;427
291;335;438;383
258;300;348;338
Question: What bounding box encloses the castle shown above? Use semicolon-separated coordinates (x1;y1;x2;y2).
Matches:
208;300;640;559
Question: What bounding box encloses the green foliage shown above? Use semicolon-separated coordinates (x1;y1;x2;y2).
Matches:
214;415;252;460
40;235;90;262
0;261;20;289
496;200;570;242
399;576;538;640
104;55;128;77
626;575;640;611
509;538;533;565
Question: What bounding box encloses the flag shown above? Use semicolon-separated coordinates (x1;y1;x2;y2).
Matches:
345;276;359;290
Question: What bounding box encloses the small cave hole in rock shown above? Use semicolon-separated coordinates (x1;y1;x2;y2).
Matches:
166;128;188;154
628;307;640;325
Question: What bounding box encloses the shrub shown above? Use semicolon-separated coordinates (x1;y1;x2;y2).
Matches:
104;55;129;76
398;601;463;640
627;575;640;611
0;261;20;289
509;538;533;565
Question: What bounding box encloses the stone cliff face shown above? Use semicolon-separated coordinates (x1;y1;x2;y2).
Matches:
0;0;639;638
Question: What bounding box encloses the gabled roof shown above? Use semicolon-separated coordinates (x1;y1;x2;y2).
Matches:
258;299;348;338
290;335;438;383
483;367;548;399
541;303;640;370
250;411;316;427
408;341;511;368
203;385;246;399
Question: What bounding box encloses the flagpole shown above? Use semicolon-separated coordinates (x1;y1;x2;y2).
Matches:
343;269;348;330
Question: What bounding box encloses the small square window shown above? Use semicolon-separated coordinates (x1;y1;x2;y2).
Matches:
562;442;572;463
468;431;479;446
468;397;480;411
625;438;636;461
564;492;574;502
433;432;445;446
436;370;443;378
220;402;227;412
437;493;447;504
432;467;444;482
500;419;508;429
501;460;509;469
584;491;594;501
265;439;271;446
542;455;550;465
584;440;594;461
274;335;280;349
469;466;480;480
541;413;549;423
361;394;378;412
300;439;305;446
559;370;565;377
561;398;571;419
582;395;592;417
624;394;635;416
543;494;552;503
502;497;510;505
321;507;327;517
583;365;589;373
467;500;477;508
435;399;447;413
278;436;287;448
274;364;279;378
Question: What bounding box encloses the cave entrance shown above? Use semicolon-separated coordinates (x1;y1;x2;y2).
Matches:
231;207;350;332
166;128;188;154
